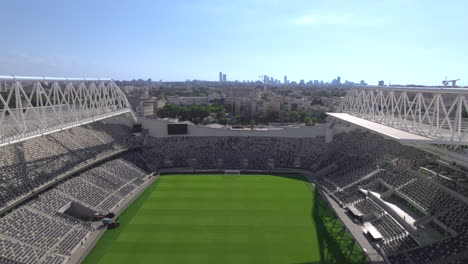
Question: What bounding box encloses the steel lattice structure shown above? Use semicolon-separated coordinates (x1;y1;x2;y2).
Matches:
0;76;135;147
338;86;468;144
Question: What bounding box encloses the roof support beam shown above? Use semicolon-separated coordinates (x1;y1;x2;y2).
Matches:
0;76;135;147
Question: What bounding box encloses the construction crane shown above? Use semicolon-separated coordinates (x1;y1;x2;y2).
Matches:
442;77;460;87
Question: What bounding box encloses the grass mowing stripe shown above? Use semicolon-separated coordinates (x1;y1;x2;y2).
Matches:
83;175;367;264
82;177;161;264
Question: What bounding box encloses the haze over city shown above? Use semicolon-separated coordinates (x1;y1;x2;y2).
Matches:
0;0;467;85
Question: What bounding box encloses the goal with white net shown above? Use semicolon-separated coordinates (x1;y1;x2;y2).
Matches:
224;170;240;175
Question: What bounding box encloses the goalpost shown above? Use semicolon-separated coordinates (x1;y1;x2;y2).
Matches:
224;170;241;175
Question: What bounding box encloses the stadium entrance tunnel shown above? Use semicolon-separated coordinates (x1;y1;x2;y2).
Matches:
59;201;99;221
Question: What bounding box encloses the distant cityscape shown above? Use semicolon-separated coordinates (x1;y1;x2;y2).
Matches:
116;72;464;88
119;77;344;127
218;71;369;86
114;72;465;125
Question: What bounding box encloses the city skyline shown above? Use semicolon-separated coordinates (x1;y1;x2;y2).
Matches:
214;72;367;86
0;0;467;86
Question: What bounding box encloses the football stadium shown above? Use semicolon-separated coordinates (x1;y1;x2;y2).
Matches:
0;77;467;264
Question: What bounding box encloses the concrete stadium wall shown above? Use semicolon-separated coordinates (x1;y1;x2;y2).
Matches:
101;114;362;142
140;118;327;138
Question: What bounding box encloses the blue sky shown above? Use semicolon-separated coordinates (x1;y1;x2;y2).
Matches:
0;0;467;85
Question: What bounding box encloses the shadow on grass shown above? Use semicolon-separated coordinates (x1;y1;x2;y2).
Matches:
269;173;310;183
82;177;161;264
312;188;368;264
83;174;366;264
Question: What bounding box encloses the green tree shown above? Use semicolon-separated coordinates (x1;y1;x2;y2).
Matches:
232;115;241;125
279;110;288;123
218;118;228;125
289;111;300;123
223;104;232;113
299;110;312;122
250;119;255;130
157;103;217;124
311;116;318;125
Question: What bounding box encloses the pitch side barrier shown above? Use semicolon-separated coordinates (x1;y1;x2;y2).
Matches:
159;170;310;179
158;168;316;176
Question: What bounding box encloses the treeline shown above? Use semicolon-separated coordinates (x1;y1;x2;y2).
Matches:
164;90;209;97
150;87;215;98
157;102;327;126
157;102;228;125
232;109;326;126
281;110;318;125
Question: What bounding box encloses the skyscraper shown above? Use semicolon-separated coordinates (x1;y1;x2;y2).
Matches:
337;76;341;85
284;75;288;84
223;74;227;82
219;72;223;82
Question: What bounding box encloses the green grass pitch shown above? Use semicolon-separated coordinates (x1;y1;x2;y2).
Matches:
83;174;367;264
